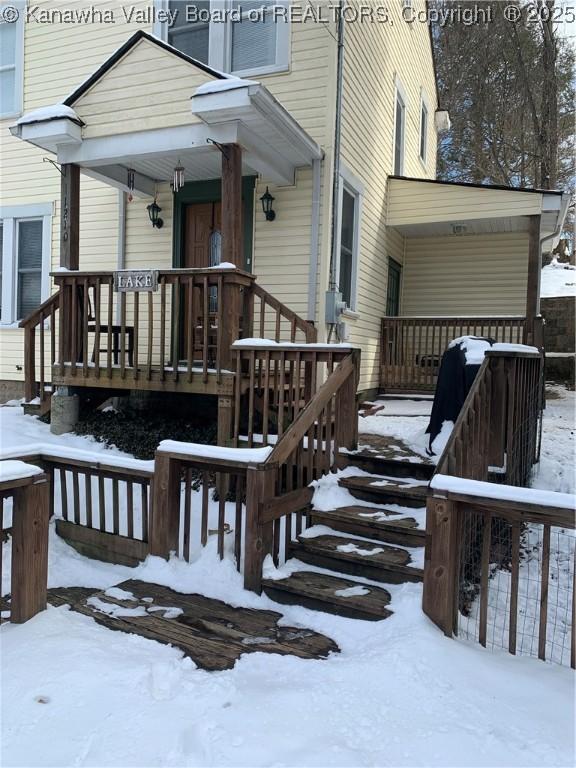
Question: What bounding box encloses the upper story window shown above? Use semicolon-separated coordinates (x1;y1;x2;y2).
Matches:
419;98;428;165
0;5;24;118
393;83;406;176
0;205;52;325
336;169;363;311
157;1;290;77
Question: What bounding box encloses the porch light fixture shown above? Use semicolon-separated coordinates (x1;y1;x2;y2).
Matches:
147;198;164;229
260;187;276;222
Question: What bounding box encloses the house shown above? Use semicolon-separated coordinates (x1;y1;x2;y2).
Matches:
0;1;570;435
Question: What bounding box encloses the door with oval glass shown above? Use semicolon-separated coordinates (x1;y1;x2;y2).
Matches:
182;201;222;362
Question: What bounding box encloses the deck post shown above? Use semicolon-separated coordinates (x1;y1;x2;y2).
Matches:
221;144;243;267
525;214;541;344
244;464;276;594
422;495;460;637
149;453;182;558
60;164;80;270
10;474;50;623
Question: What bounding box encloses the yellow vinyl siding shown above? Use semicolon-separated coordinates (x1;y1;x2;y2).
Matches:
0;0;144;384
388;179;543;227
338;0;438;392
401;232;529;316
74;39;212;138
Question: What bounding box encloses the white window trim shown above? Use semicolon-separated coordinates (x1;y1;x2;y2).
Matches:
335;165;363;313
393;76;407;177
0;1;25;119
153;0;290;78
419;90;430;169
0;203;52;327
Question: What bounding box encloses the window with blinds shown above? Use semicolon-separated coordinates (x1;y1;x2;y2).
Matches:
0;20;17;115
163;0;288;75
17;220;43;320
339;188;356;307
420;101;428;163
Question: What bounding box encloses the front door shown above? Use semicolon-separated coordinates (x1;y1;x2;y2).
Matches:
181;202;222;361
183;201;222;269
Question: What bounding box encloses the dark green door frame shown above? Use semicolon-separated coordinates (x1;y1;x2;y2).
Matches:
172;176;257;273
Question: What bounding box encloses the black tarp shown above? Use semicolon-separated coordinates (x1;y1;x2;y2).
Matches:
426;337;494;455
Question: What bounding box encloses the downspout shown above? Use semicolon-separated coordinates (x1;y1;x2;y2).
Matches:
115;190;126;323
537;192;571;316
307;157;322;321
328;1;345;292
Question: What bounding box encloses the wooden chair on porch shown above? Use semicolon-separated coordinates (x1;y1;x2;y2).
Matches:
86;287;135;367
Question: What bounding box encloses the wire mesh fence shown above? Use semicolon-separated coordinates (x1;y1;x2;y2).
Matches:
457;511;575;668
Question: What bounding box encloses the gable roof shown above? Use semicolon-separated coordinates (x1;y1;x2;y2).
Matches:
63;30;227;107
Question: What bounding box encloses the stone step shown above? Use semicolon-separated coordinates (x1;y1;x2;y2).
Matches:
339;475;429;507
289;533;423;585
341;451;435;481
262;570;393;621
309;506;425;548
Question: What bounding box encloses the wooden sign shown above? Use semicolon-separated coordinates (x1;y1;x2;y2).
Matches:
114;270;158;292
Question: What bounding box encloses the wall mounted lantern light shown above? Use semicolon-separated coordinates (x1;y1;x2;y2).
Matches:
260;187;276;221
147;198;164;229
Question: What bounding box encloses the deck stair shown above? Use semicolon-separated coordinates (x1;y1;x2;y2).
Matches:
263;444;430;621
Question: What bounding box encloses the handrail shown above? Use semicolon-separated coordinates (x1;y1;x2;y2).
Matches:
251;283;317;343
266;355;354;466
434;348;544;486
18;290;61;329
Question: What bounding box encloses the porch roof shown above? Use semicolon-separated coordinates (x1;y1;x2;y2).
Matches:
387;176;570;247
10;31;322;193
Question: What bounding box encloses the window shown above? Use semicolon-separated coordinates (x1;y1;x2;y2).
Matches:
159;1;289;77
386;258;402;316
0;3;24;117
419;99;428;164
0;205;51;325
336;170;362;311
393;85;406;176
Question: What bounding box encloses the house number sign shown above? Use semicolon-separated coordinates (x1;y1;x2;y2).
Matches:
114;270;159;292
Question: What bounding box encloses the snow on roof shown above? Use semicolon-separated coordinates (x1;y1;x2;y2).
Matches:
490;343;539;355
0;460;43;484
17;104;81;126
194;77;259;96
541;257;576;298
158;440;273;464
431;474;576;511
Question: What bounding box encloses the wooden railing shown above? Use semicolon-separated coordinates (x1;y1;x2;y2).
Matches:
19;291;61;405
18;269;317;398
435;349;544;487
0;464;50;623
380;316;535;392
4;448;153;566
152;347;360;592
424;476;575;668
232;344;352;447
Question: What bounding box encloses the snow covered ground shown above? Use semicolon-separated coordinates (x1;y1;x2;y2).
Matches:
541;258;576;298
1;401;575;767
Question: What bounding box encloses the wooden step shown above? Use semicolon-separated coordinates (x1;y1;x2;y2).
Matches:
289;533;423;584
309;506;426;548
262;570;393;621
341;451;435;481
339;475;428;507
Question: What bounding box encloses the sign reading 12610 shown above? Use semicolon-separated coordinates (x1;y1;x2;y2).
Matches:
114;270;158;292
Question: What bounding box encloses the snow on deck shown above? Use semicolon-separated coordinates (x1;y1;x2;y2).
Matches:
0;460;43;484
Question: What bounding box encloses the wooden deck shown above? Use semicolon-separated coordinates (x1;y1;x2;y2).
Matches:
2;579;338;671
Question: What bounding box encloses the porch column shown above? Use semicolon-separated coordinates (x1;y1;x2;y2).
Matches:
60;163;80;269
525;214;541;344
221;144;243;267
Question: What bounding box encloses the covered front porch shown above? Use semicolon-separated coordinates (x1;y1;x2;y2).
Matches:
380;176;570;392
12;32;322;430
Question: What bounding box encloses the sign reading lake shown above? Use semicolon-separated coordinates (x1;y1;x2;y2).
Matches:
114;270;159;292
